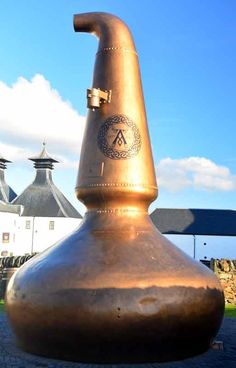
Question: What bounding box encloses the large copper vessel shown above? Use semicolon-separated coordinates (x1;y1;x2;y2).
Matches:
6;12;224;363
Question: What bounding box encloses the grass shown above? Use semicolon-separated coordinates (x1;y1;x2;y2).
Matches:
0;299;4;312
224;304;236;318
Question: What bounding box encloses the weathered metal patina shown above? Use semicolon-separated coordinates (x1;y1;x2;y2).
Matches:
6;12;224;363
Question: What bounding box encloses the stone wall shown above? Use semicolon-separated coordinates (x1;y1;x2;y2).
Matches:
1;256;236;304
0;254;37;299
213;259;236;305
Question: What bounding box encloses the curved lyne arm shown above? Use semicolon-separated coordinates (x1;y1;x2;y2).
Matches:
73;12;136;52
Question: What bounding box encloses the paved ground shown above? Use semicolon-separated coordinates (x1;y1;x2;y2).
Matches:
0;313;235;368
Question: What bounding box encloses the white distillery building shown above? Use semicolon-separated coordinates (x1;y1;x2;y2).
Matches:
150;208;236;261
0;201;22;256
1;147;235;260
0;146;82;256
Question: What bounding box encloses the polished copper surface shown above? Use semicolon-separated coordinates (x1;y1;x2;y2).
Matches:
6;12;224;364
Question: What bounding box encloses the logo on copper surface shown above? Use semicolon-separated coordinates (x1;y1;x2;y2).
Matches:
97;115;141;160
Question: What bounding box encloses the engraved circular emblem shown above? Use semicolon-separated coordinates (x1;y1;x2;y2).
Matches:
97;115;141;160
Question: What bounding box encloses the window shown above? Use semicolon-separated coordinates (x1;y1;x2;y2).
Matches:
25;220;31;229
1;250;8;257
49;221;55;230
2;233;10;243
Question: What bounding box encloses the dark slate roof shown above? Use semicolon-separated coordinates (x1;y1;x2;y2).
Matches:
0;156;17;202
0;156;11;169
150;208;236;236
0;200;23;215
12;145;81;218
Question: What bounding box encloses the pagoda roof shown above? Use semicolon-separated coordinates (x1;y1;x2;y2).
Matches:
29;143;59;170
12;145;81;218
0;155;11;170
0;155;17;202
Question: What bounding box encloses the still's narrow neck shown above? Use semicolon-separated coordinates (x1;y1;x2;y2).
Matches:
74;13;157;213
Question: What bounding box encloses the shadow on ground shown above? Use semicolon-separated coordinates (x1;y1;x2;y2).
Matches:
0;313;235;368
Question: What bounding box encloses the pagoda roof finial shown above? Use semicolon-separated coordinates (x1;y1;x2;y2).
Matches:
29;143;59;170
0;154;17;201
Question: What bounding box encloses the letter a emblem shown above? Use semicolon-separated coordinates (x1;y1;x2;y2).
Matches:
112;129;127;147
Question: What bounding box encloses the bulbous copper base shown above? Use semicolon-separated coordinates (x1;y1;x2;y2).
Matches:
6;211;224;363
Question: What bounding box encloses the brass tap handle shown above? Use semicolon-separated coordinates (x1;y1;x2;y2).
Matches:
87;88;112;109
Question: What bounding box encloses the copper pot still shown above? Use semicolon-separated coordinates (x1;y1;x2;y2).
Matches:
6;12;224;364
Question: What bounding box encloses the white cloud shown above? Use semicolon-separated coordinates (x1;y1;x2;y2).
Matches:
0;141;78;170
55;155;78;170
157;157;236;192
0;142;33;162
0;74;86;165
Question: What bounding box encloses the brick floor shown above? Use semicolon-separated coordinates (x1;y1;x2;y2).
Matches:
0;313;235;368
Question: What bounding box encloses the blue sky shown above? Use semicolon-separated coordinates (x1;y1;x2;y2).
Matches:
0;0;235;215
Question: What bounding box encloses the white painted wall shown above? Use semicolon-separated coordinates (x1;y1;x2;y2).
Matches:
0;209;235;260
32;217;81;253
195;235;236;260
14;217;82;255
0;212;18;256
14;217;33;255
165;234;236;260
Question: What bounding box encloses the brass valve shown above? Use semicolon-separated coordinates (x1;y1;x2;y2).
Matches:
87;87;112;109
